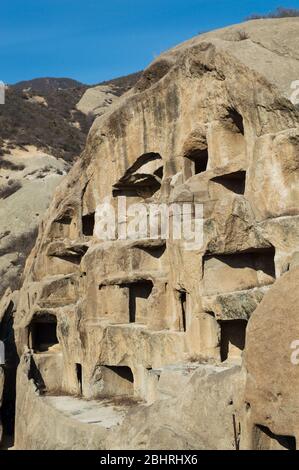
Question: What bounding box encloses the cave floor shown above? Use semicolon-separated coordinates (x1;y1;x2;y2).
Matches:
43;395;139;430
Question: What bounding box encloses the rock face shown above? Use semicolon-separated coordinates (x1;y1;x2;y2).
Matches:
76;72;142;117
240;267;299;450
0;148;68;297
76;85;119;117
0;73;141;446
9;18;299;449
0;73;142;299
0;78;94;298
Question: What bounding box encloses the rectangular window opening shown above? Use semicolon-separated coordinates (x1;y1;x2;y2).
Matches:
220;320;247;362
127;281;153;323
82;212;95;236
29;314;59;353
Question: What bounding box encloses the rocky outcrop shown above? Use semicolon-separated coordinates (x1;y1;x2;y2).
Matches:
0;73;142;299
0;73;141;446
240;267;299;450
9;18;299;449
76;72;142;117
76;85;119;117
0;149;68;297
107;365;242;450
0;78;93;299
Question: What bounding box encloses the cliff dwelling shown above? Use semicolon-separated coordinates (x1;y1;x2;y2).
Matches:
76;363;83;395
219;320;247;362
50;215;72;239
185;148;209;177
127;280;153;323
29;314;59;353
113;152;163;199
1;17;299;452
211;170;246;195
82;212;95;237
98;366;134;398
203;248;276;296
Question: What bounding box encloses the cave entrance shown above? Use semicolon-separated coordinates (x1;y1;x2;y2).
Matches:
227;108;245;135
100;366;134;397
184;148;209;179
113;153;163;199
82;212;95;236
51;215;72;239
127;280;153;323
220;320;247;362
178;290;188;332
29;314;59;353
211;170;246;195
136;244;166;259
253;425;296;450
76;363;83;395
203;247;276;295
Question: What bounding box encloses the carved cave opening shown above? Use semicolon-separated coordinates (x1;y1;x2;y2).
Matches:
135;244;166;259
49;245;88;266
76;363;83;395
220;319;247;362
203;247;276;295
227;108;245;135
29;314;59;353
178;290;187;332
82;212;95;236
211;170;246;195
185;148;209;177
100;365;134;397
51;215;72;238
127;280;154;323
113;152;163;199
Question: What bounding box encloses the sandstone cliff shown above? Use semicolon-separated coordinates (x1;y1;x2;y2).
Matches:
0;74;142;299
0;80;91;300
76;72;142;117
0;75;140;444
0;149;69;298
3;18;299;449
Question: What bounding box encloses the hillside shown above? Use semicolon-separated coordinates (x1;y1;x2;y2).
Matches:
0;87;89;162
12;77;85;93
0;73;143;163
95;71;143;96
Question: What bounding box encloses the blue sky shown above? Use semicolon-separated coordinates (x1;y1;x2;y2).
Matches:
1;0;298;84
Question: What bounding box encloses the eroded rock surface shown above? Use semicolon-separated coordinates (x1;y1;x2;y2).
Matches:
0;149;69;297
240;267;299;450
8;18;299;449
76;72;142;117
